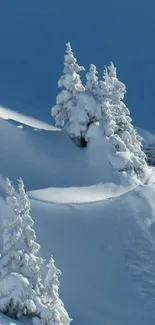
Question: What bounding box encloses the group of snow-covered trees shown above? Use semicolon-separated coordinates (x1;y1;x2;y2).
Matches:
51;43;147;180
0;178;70;325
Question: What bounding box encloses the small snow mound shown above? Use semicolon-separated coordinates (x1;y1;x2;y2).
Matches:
86;122;102;141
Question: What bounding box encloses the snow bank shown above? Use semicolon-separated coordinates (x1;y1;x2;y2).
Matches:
29;183;135;204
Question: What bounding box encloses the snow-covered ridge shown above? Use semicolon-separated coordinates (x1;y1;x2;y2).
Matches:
0;106;60;131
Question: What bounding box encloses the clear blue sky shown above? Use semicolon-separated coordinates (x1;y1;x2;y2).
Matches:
0;1;154;131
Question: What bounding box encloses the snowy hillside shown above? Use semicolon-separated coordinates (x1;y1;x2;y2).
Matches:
0;106;155;325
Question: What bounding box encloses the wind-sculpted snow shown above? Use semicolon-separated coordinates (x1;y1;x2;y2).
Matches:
29;183;135;204
0;112;155;325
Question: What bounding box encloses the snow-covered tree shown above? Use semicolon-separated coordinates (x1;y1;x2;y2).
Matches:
52;43;99;145
98;63;125;137
0;178;23;277
52;42;85;127
99;62;147;177
0;178;71;324
0;179;38;319
0;273;37;319
44;256;61;305
42;256;71;325
17;178;44;293
18;178;39;254
86;64;99;96
100;62;126;105
0;179;44;292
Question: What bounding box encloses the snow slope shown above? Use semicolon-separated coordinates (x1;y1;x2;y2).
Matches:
1;108;155;325
31;186;155;325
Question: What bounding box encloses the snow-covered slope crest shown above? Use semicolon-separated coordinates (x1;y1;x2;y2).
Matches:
0;105;60;131
1;114;155;325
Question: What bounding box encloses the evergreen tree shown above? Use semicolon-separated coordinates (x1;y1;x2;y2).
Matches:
52;42;85;127
86;64;99;96
41;256;71;325
52;43;97;145
17;178;44;293
100;62;126;105
0;178;23;277
18;178;40;254
0;179;71;324
0;179;37;319
44;256;61;305
99;62;147;176
0;178;44;292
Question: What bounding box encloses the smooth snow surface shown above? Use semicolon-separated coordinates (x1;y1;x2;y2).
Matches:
1;111;155;325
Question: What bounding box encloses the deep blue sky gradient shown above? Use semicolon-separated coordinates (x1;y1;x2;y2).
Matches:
0;1;155;131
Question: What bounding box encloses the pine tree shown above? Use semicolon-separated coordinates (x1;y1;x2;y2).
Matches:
0;179;71;324
18;178;40;254
0;179;37;319
101;62;126;105
44;256;61;305
17;178;44;293
99;62;147;176
52;43;97;145
41;256;71;325
0;178;44;292
52;42;85;127
0;178;23;277
86;64;99;96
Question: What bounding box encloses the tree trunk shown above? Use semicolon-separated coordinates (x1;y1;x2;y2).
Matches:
81;137;87;147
